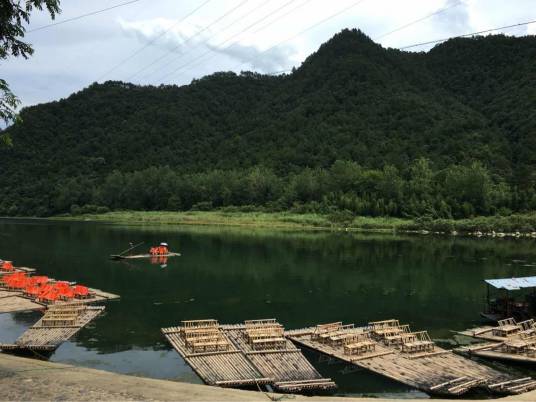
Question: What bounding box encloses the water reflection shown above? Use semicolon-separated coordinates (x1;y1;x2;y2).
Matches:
2;219;536;396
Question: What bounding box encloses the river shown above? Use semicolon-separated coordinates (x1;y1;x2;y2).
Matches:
1;218;536;398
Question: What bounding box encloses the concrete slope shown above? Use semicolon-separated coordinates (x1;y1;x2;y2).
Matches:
0;353;534;401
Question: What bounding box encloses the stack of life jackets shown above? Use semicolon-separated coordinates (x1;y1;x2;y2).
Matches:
150;246;168;255
1;260;14;272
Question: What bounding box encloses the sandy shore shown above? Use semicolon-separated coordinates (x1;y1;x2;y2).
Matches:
1;353;536;401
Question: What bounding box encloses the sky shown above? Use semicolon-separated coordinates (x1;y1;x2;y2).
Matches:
3;0;536;109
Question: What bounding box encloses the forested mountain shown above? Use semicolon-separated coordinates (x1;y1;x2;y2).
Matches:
1;29;535;218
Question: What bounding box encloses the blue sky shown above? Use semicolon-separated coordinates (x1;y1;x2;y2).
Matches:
3;0;535;109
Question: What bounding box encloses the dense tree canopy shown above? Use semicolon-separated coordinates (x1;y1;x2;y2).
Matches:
0;29;535;218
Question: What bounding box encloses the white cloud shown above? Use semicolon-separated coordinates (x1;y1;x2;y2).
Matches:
433;0;471;33
205;42;296;72
117;17;206;53
3;0;535;110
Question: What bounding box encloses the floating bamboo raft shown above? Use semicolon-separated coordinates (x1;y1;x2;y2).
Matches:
0;303;105;353
0;266;36;281
456;326;506;342
162;319;336;393
286;319;536;396
0;287;119;314
222;324;336;392
162;323;270;388
110;252;181;260
456;318;536;366
0;290;44;313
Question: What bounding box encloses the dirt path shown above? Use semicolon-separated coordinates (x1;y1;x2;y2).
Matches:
1;353;535;401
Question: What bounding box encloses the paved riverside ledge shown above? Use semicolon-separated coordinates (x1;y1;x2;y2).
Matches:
1;353;535;401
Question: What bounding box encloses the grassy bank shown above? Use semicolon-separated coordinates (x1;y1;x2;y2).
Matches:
51;210;536;236
53;210;411;230
53;210;409;231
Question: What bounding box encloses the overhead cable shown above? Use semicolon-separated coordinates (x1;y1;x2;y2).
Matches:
127;0;250;81
399;19;536;49
96;0;213;81
27;0;143;33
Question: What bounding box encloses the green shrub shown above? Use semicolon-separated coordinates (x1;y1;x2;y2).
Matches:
328;210;354;226
70;204;81;215
96;206;110;214
191;201;213;211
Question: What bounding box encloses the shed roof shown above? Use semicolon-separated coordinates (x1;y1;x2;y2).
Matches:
485;276;536;290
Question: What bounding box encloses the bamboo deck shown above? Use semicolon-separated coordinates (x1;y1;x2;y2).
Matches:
455;322;536;365
12;267;36;273
0;266;36;278
162;326;271;388
456;342;536;364
456;326;506;342
222;325;335;392
0;290;45;313
0;306;105;352
286;324;536;396
0;266;39;313
162;322;336;393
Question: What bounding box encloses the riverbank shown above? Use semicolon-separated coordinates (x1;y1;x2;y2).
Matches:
53;210;409;231
1;353;535;401
51;210;536;237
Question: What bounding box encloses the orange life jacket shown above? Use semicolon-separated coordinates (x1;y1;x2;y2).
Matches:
2;261;14;271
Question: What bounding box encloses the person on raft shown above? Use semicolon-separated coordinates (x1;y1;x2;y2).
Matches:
150;242;169;255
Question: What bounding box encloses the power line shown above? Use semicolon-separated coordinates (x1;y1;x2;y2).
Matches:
156;0;303;83
96;0;213;81
399;19;536;50
153;0;300;82
232;0;367;73
140;0;275;82
127;0;250;81
374;0;462;40
251;0;314;35
255;11;535;76
27;0;143;33
208;0;275;39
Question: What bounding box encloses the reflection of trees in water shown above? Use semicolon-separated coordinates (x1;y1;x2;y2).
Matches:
10;310;42;326
300;348;417;396
4;221;536;354
76;233;536;352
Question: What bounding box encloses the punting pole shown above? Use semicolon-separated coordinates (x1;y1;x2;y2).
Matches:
118;241;144;256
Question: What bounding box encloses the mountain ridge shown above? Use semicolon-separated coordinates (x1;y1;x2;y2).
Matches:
1;28;535;217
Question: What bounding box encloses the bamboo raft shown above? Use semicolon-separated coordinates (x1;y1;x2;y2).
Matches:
0;303;105;352
0;286;119;314
3;266;36;274
0;290;44;313
456;318;536;365
286;319;536;396
162;319;336;393
110;252;181;260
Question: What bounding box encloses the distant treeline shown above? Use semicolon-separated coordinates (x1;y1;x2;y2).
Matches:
1;30;535;219
3;159;532;219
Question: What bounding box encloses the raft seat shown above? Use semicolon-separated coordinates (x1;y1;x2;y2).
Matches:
344;340;375;355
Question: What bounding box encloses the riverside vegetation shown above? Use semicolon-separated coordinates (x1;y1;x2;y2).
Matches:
1;30;536;233
57;210;536;237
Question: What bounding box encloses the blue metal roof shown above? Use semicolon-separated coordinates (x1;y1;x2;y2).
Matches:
485;276;536;290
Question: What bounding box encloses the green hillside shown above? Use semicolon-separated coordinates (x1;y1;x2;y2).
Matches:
1;29;535;218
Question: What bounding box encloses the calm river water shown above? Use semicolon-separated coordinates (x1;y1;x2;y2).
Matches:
1;218;536;398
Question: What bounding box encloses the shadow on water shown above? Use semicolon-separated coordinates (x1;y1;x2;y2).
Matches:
2;218;536;397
